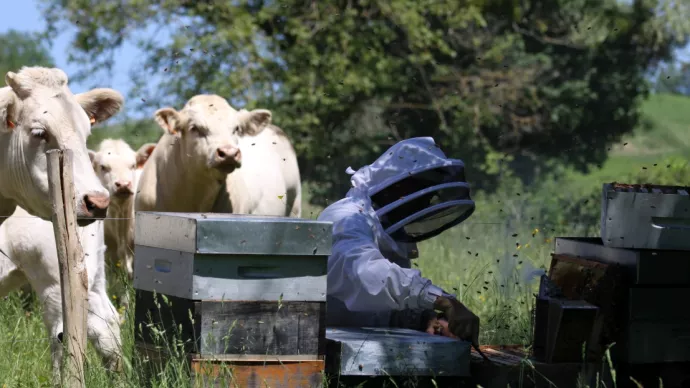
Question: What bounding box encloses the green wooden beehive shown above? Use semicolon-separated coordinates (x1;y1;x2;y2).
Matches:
132;212;332;359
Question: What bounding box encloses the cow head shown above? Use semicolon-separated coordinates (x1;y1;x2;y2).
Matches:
153;95;271;179
0;67;123;226
89;139;138;201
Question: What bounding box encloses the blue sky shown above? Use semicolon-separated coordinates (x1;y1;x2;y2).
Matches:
1;0;141;97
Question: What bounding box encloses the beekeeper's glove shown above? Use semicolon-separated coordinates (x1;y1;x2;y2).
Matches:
433;295;480;347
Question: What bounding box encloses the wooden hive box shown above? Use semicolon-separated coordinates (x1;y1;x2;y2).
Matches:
553;237;690;365
324;327;471;381
600;182;690;250
132;212;332;387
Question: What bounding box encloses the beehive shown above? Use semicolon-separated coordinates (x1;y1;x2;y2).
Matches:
132;212;332;387
553;237;690;365
601;182;690;250
325;327;471;377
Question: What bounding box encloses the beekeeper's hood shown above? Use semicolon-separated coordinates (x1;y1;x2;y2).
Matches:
346;137;475;243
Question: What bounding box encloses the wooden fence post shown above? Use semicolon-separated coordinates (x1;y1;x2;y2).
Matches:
47;149;88;388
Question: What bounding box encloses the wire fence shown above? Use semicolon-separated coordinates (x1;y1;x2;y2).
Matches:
0;213;583;228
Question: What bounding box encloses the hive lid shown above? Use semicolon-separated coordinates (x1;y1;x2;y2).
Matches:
601;182;690;250
135;212;333;255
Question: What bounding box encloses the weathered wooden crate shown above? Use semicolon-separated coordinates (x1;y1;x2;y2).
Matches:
539;298;599;364
601;182;690;250
532;272;601;364
555;236;690;285
324;327;471;378
553;237;690;365
134;290;326;356
132;212;332;387
546;252;626;359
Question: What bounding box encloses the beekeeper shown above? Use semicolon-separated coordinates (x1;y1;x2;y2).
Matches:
318;137;480;344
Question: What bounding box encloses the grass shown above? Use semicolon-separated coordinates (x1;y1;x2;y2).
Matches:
568;93;690;186
1;92;689;386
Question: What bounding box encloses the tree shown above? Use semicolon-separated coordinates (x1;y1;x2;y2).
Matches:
0;29;54;77
39;0;690;204
87;119;161;151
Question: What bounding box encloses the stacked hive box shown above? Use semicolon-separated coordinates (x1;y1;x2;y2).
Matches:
540;183;690;385
553;237;690;365
325;327;471;380
132;212;332;388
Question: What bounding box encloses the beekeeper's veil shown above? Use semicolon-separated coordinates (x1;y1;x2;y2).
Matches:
347;137;475;243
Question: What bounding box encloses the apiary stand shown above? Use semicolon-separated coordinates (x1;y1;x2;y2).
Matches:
132;212;332;388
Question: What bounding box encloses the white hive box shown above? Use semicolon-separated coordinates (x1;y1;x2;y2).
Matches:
133;212;332;302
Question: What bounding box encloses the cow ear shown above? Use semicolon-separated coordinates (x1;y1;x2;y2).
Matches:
88;150;97;169
0;89;19;133
5;71;31;100
154;108;181;135
240;109;272;136
76;88;124;125
136;143;156;168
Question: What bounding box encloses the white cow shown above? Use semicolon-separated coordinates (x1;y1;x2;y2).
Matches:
0;208;122;382
217;116;302;217
89;139;156;280
89;139;155;313
0;141;156;379
135;94;301;217
0;66;120;227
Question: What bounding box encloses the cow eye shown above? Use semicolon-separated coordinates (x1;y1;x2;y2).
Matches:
190;125;199;132
130;164;136;170
232;125;240;134
100;165;110;172
30;128;47;140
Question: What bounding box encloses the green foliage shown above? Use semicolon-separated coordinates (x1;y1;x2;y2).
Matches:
88;118;162;151
619;155;690;185
39;0;690;205
0;29;54;76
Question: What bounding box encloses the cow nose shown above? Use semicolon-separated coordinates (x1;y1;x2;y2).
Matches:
114;180;132;190
82;192;110;219
215;146;241;164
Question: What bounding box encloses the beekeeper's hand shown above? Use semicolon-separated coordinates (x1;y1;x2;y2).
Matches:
426;317;456;338
433;296;480;346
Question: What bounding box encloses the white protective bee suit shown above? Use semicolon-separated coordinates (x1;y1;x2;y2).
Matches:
318;137;476;329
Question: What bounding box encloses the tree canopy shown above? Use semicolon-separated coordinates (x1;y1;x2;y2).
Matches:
0;29;54;77
40;0;690;204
